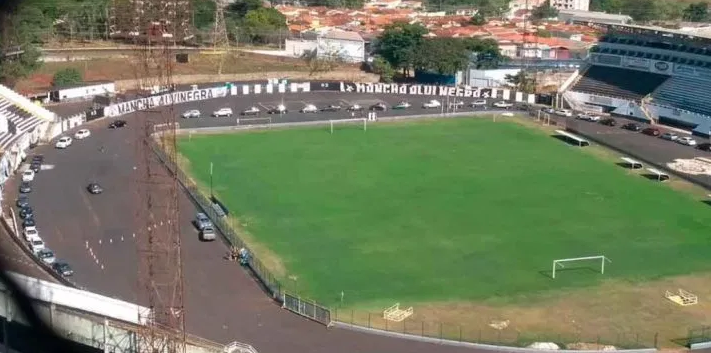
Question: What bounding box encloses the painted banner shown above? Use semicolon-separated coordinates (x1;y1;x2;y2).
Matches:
341;82;493;98
105;87;228;117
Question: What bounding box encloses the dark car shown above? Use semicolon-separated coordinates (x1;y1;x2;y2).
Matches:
321;105;342;112
369;103;387;111
641;127;661;136
600;118;617;126
19;206;33;219
621;123;642;131
31;155;43;163
87;183;103;194
52;262;74;277
19;181;31;193
22;217;36;228
29;161;41;173
108;120;127;129
16;195;29;208
698;142;711;152
266;105;287;114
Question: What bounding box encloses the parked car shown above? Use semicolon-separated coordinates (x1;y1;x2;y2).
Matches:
74;129;91;139
194;212;212;230
393;101;411;109
347;104;363;112
621;123;642;132
29;161;42;173
29;238;45;254
300;104;318;113
23;227;40;242
698;142;711;151
37;249;56;264
87;183;103;194
369;103;387;111
52;262;74;277
22;217;36;228
108;120;127;129
542;108;556;114
200;226;217;241
448;100;465;109
660;132;679;141
16;195;29;208
470;100;487;108
22;169;35;182
493;101;513;109
555;109;573;117
19;206;34;219
422;100;441;109
19;182;32;194
641;127;661;136
212;108;233;117
267;105;287;114
182;110;201;119
600;118;617;126
241;107;260;116
320;104;342;112
677;136;697;146
55;136;72;149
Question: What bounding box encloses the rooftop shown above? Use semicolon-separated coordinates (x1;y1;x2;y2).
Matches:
321;30;364;41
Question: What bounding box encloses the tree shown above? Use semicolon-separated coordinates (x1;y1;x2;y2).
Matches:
531;0;559;20
0;46;42;87
413;38;470;75
301;49;338;75
372;57;395;83
505;71;535;93
241;7;287;44
470;12;486;25
462;37;503;69
683;2;708;21
193;0;218;30
376;23;428;75
52;67;83;86
227;0;264;19
537;29;552;37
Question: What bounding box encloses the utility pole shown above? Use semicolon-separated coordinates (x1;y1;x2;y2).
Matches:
211;0;230;75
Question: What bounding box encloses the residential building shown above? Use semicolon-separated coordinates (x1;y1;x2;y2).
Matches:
316;30;366;62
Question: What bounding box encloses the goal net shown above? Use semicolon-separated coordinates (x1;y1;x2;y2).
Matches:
236;117;272;127
552;255;611;279
329;118;367;134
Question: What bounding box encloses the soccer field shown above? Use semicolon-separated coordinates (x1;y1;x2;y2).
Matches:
178;119;710;308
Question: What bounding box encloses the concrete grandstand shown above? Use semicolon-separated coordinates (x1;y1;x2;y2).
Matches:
561;23;711;136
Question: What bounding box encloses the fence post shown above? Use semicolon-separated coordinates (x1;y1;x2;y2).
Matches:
385;316;388;331
368;313;371;329
654;332;658;348
439;322;443;339
421;321;424;337
459;325;462;342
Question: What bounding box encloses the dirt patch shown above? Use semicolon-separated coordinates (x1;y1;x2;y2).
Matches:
16;51;377;93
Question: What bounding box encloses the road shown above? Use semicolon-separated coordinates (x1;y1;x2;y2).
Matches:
3;91;710;353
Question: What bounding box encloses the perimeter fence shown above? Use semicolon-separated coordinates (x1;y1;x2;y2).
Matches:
150;126;664;350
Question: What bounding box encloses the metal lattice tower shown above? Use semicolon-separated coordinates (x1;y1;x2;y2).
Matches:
211;0;230;75
129;1;187;353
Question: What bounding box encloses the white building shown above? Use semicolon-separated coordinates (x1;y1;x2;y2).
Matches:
551;0;589;12
49;81;115;102
316;30;365;63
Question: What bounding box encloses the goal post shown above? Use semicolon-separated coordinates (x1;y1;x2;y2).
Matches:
236;117;272;127
329;118;367;134
552;255;611;279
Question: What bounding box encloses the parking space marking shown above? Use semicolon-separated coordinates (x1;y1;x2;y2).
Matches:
338;99;352;106
257;102;271;111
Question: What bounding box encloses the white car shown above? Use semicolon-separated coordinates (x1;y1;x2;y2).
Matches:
21;169;35;182
182;110;201;119
300;104;318;113
23;227;40;242
448;100;465;108
212;108;233;117
74;129;91;139
55;136;72;149
543;108;556;114
37;248;55;264
493;101;514;109
470;100;487;107
677;136;697;146
241;106;260;116
29;238;45;254
661;132;679;141
422;100;441;109
555;109;573;117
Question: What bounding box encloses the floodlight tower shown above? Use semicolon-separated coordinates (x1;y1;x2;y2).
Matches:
124;0;191;352
211;0;230;75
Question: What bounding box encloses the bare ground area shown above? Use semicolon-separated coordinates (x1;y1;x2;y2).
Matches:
16;51;377;93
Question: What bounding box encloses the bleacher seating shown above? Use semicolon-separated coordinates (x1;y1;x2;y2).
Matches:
0;96;46;149
652;76;711;117
570;66;670;101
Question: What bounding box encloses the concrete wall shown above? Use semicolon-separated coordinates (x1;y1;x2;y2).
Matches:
284;39;317;58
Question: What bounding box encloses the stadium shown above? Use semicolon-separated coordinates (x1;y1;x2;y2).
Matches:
563;23;711;136
0;19;709;353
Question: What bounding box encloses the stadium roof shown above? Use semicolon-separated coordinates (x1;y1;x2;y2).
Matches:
599;23;711;41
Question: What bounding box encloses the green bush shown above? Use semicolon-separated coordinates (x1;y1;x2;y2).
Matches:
52;68;83;87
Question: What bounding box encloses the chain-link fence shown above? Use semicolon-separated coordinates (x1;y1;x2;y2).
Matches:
282;293;331;325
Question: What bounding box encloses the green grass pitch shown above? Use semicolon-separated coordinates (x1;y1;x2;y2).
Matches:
178;119;710;308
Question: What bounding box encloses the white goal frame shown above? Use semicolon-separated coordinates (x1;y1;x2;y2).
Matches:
329;118;367;134
236;117;272;127
552;255;611;279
